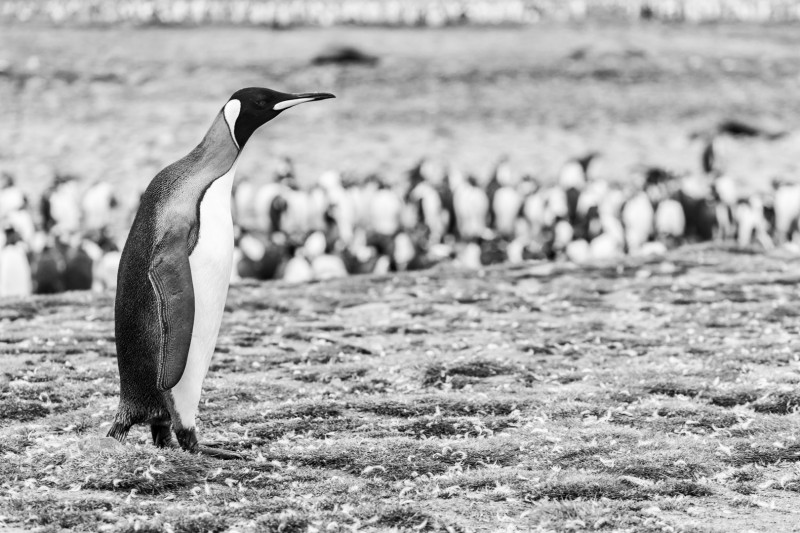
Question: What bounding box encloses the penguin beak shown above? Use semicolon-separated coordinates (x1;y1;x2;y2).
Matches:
273;92;335;111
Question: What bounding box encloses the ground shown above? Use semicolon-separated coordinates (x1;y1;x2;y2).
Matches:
2;245;800;532
3;23;800;200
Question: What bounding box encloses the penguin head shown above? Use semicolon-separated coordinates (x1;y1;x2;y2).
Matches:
223;87;335;148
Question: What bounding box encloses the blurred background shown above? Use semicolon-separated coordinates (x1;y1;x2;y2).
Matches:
2;0;800;295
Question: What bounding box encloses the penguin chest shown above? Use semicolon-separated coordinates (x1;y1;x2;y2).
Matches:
187;172;235;364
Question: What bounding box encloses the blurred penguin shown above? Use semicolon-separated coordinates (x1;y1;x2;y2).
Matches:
42;174;82;234
735;196;773;249
232;175;258;229
235;230;287;281
453;175;489;241
712;174;739;241
0;172;26;216
33;234;66;294
282;249;313;284
772;180;800;244
0;226;32;297
253;180;283;233
305;231;347;280
81;180;118;233
654;198;686;248
63;236;94;291
621;191;654;253
492;182;523;239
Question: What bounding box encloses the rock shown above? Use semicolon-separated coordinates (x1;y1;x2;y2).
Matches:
312;45;379;66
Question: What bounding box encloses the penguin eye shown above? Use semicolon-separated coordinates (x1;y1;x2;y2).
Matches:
255;100;268;109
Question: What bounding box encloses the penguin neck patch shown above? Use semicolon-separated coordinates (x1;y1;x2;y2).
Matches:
273;97;314;111
223;99;241;150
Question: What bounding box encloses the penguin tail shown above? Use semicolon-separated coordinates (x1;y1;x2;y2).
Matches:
106;420;132;442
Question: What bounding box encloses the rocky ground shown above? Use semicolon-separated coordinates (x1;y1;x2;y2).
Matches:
2;245;800;531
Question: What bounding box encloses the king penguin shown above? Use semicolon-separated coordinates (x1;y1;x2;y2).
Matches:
108;87;334;459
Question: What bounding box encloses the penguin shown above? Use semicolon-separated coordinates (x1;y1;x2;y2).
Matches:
33;234;67;294
0;227;33;298
107;87;334;459
42;175;82;234
82;181;119;233
654;198;686;246
62;237;94;291
621;191;654;253
453;175;489;241
231;175;258;230
0;172;26;216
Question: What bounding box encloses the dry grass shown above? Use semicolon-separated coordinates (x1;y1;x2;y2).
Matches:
2;245;800;531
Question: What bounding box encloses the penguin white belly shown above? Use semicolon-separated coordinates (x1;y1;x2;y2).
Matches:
0;244;33;297
170;169;235;427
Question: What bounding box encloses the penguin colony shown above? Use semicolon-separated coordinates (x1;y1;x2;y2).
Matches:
0;120;795;298
2;0;799;26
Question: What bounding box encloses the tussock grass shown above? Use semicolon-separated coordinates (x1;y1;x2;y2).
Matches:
422;359;517;388
729;443;800;466
525;473;713;501
4;247;800;530
270;436;519;479
752;393;800;415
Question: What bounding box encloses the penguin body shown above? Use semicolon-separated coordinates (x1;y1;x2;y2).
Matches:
621;191;654;253
654;199;686;239
82;181;118;232
453;178;489;241
0;229;32;298
63;240;94;291
34;239;66;294
492;185;523;238
282;253;313;283
108;87;334;458
112;110;240;448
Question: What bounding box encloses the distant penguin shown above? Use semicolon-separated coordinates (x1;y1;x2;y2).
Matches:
34;236;66;294
453;176;489;241
492;185;523;239
82;181;118;232
282;250;313;283
253;181;283;233
674;177;717;242
408;181;445;244
232;176;258;229
621;191;654;253
565;239;590;264
63;238;94;291
95;250;122;291
712;175;738;241
307;229;347;280
735;196;773;249
654;198;686;244
4;208;36;244
107;87;334;458
281;187;312;241
43;175;82;234
772;182;800;243
0;173;26;216
370;182;403;238
485;156;512;227
0;227;32;297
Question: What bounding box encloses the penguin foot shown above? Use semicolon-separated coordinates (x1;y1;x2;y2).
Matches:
151;421;179;449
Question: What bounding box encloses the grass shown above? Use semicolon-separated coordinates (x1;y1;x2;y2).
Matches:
2;245;800;531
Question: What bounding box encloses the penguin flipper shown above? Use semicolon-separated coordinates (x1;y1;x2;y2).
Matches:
148;234;196;392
